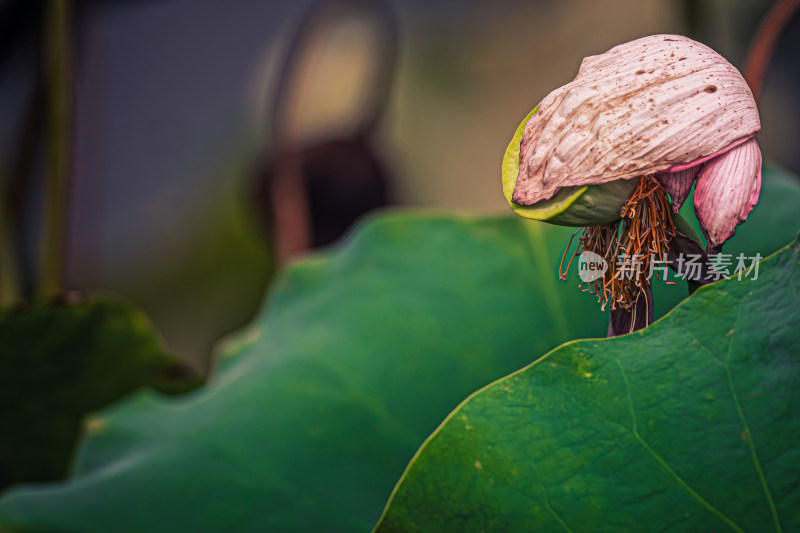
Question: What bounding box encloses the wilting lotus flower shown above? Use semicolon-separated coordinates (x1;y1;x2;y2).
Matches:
501;34;762;334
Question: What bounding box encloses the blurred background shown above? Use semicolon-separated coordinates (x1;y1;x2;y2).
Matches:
1;0;798;374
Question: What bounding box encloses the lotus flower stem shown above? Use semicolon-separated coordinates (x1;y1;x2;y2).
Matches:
560;175;674;332
38;0;73;298
743;0;800;101
0;156;20;305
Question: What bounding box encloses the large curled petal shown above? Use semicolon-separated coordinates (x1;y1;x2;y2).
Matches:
513;34;760;206
656;166;701;212
694;137;762;252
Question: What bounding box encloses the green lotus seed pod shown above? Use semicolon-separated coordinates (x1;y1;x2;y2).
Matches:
502;107;638;227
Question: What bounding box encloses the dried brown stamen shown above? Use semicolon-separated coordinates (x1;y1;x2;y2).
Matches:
560;175;675;316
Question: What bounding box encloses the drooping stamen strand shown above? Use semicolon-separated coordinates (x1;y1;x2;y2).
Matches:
559;175;675;318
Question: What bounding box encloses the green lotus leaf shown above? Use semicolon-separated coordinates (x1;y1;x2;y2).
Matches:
376;235;800;532
0;298;201;490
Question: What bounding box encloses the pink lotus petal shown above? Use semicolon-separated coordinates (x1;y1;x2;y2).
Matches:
664;133;754;172
694;137;762;252
655;166;701;213
513;35;760;206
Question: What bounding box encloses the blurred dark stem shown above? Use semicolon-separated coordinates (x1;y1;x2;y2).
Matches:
0;154;19;305
4;80;45;303
38;0;73;297
256;0;397;265
270;150;312;263
743;0;800;101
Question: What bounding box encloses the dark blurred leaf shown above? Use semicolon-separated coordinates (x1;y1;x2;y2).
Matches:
0;298;201;489
375;234;800;533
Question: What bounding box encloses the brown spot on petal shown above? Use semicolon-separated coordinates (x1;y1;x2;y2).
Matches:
705;85;718;93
